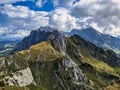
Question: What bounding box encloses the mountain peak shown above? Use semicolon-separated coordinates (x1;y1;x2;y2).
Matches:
13;26;66;52
71;27;101;35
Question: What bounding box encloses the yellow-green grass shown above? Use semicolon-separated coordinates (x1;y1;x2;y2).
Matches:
0;86;28;90
17;41;62;62
79;52;119;77
104;81;120;90
0;85;46;90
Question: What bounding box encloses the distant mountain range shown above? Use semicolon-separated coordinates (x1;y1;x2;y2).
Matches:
69;27;120;55
2;27;120;56
0;40;20;57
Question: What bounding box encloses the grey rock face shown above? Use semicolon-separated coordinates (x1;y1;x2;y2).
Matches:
54;58;93;90
28;57;93;90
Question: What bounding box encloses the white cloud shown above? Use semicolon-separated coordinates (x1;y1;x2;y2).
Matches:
0;27;9;36
49;7;80;32
0;4;49;38
53;0;77;7
0;27;30;38
35;0;47;7
1;4;49;18
35;0;42;7
1;5;30;18
0;0;29;4
9;30;30;38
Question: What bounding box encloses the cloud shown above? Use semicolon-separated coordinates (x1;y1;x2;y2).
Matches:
51;0;120;37
1;5;30;18
1;4;48;18
35;0;42;7
9;29;30;38
0;27;9;36
53;0;78;7
0;0;29;4
0;4;49;38
49;7;80;32
70;0;120;36
0;27;30;38
1;0;120;38
35;0;48;7
0;4;81;38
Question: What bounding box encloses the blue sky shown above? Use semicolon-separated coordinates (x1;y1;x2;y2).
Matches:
13;0;54;11
0;0;120;41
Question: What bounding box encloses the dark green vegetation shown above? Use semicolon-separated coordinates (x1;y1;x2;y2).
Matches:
0;28;120;90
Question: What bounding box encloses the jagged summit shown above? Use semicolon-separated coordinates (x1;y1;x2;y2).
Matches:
13;26;66;52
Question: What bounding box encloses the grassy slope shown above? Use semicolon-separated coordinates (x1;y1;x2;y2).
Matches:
0;85;46;90
17;41;61;62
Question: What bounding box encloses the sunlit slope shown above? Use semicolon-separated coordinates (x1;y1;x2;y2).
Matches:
18;41;61;62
